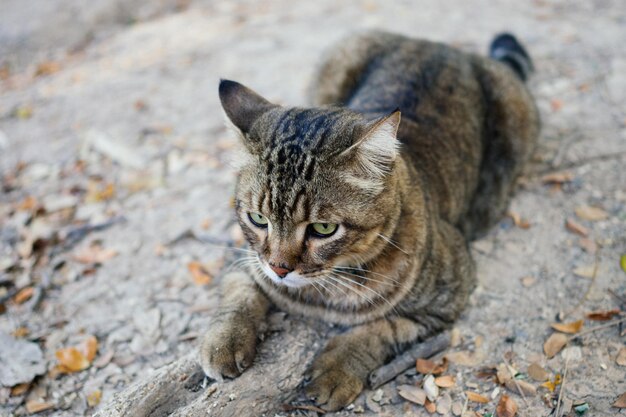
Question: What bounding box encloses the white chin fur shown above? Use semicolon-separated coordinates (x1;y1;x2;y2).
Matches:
261;263;310;288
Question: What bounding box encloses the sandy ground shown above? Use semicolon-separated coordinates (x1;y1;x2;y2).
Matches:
1;0;625;416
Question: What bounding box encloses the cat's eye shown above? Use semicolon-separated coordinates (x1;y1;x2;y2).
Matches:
308;223;338;238
248;212;269;228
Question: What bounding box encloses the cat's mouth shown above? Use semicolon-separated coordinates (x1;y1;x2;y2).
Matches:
260;262;311;288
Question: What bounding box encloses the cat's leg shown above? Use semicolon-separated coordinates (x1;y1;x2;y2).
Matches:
200;270;270;380
304;316;431;411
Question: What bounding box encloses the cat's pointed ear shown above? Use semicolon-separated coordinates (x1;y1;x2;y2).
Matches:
342;110;401;180
219;79;276;135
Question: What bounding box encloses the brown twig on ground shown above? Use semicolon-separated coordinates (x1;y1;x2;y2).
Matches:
572;317;626;338
554;353;571;417
282;403;326;414
368;331;451;389
501;355;530;407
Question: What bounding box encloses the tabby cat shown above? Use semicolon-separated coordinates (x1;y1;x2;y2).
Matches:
200;31;539;411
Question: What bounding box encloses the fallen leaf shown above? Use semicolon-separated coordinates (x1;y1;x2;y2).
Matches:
416;357;448;375
85;182;115;203
434;375;456;388
527;363;550;382
424;398;437;413
86;390;102;407
573;265;596;279
423;374;439;402
14;287;34;304
55;347;90;373
613;392;626;408
520;276;536;287
586;308;621;321
541;374;562;392
504;379;536;396
466;391;489;403
55;335;98;373
616;348;626;367
17;196;38;211
541;171;573;184
496;363;511;385
397;384;426;405
565;218;589;237
575;206;608;221
551;320;584;334
544;333;569;358
25;400;55;413
621;254;626;273
436;393;452;414
507;211;531;229
12;327;29;338
496;394;518;417
446;350;483;366
187;261;213;285
73;245;118;264
10;383;30;396
35;61;61;76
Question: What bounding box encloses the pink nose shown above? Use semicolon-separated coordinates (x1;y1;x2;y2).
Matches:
269;264;292;278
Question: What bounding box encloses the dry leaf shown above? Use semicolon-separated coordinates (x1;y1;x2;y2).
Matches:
550;320;584;334
621;254;626;273
586;308;621;321
496;394;518;417
416;357;448;375
520;276;536;287
616;348;626;367
550;99;563;112
86;390;102;407
466;391;489;403
56;347;90;372
85;182;115;203
496;363;511;385
446;350;482;366
25;400;55;413
613;392;626;408
434;375;456;388
541;171;573;184
55;335;98;373
565;218;589;237
436;393;452;414
507;211;531;229
17;196;38;211
527;363;550;382
11;383;30;396
35;61;61;76
397;385;426;405
541;374;562;393
14;287;34;304
424;398;437;413
423;374;439;402
573;265;596;279
12;327;29;338
575;206;608;221
73;245;118;264
544;333;569;358
187;261;213;285
505;379;536;397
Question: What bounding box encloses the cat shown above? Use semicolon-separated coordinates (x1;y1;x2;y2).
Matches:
200;30;539;411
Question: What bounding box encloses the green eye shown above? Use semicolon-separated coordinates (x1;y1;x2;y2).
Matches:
309;223;338;237
248;212;269;228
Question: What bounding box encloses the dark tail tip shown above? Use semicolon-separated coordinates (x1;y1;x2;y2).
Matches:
489;33;533;81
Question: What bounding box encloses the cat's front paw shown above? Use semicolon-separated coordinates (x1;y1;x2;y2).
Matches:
200;316;257;381
304;343;368;411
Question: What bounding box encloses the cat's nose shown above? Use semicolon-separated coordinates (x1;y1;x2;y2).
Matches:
269;263;293;278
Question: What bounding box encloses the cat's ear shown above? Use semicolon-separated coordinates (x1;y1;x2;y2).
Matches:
219;79;276;136
342;110;401;181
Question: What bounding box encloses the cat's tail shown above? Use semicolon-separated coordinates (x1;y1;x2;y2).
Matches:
489;33;533;81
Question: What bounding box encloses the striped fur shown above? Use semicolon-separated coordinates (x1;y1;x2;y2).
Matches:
201;31;540;411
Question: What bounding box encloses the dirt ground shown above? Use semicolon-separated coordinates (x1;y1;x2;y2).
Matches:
1;0;625;416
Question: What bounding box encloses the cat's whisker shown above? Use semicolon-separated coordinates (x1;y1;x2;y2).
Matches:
326;273;378;308
331;271;400;316
332;266;401;286
319;275;349;299
377;233;409;255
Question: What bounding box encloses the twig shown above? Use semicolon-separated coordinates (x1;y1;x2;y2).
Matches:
572;317;626;338
282;403;326;414
501;355;530;407
368;331;451;389
561;245;600;319
461;394;469;417
608;289;626;305
554;353;570;417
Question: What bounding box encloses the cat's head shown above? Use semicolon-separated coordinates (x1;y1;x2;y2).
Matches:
220;80;401;288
